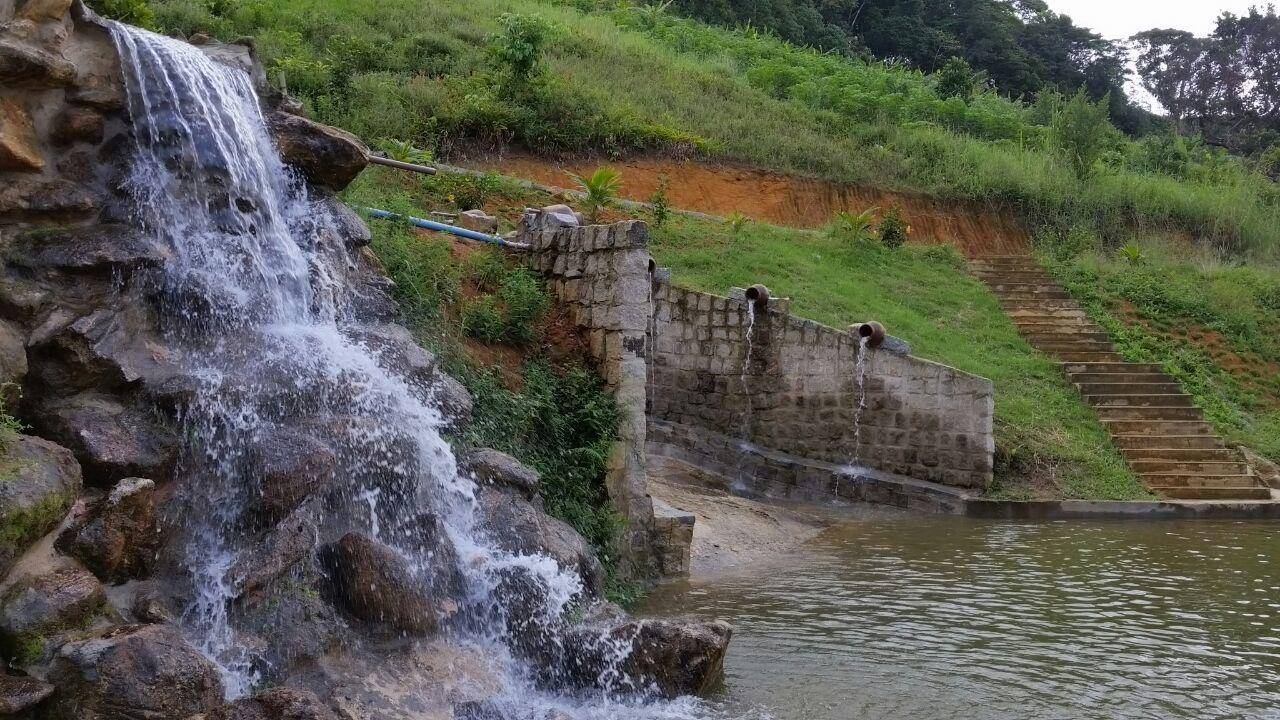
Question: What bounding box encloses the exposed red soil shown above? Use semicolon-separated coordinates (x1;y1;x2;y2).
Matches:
462;153;1031;257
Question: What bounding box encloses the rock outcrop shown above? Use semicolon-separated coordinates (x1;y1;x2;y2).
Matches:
209;687;341;720
55;476;157;583
0;435;81;575
267;111;368;191
0;564;106;663
318;532;462;636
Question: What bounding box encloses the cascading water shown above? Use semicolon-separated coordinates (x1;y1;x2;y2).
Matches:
738;302;756;443
851;336;871;462
106;23;719;719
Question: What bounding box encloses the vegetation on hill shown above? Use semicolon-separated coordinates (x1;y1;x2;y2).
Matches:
139;0;1280;258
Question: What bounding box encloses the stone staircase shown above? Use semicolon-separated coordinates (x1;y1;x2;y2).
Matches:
970;255;1271;501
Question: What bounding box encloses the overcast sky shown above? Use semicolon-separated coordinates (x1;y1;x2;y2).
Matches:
1048;0;1266;39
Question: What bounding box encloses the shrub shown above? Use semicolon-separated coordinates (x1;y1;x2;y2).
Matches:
571;167;623;223
86;0;156;27
649;173;671;227
0;394;22;456
1051;89;1113;180
1118;242;1146;266
498;266;551;345
935;56;983;102
376;138;434;165
828;208;877;244
462;296;506;344
423;172;505;211
725;211;749;236
464;247;508;292
488;12;553;98
878;207;909;248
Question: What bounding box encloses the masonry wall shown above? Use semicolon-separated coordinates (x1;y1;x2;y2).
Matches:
650;283;995;488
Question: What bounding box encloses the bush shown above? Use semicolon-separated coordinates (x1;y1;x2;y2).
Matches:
1051;89;1114;180
488;12;553;98
935;56;982;102
878;207;909;248
828;208;877;244
649;173;671;227
87;0;156;27
498;266;551;345
462;296;506;344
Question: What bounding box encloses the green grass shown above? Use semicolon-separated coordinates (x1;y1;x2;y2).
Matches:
650;215;1149;500
1047;239;1280;463
142;0;1280;258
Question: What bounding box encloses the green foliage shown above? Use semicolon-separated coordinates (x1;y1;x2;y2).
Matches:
462;361;624;577
1050;90;1113;180
363;218;460;326
828;208;877;244
464;247;509;292
460;256;551;346
0;394;21;457
724;211;749;236
1117;242;1145;266
497;265;551;345
488;12;554;97
877;207;908;249
571;167;623;223
649;173;671;227
935;57;983;102
424;172;505;212
376;138;434;165
462;296;507;344
87;0;156;28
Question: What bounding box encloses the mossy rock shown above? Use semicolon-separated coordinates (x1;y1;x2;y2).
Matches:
0;435;82;575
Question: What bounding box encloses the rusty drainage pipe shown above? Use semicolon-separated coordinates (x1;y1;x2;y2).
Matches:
745;284;772;310
854;321;887;348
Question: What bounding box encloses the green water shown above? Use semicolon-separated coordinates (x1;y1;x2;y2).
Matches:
642;510;1280;720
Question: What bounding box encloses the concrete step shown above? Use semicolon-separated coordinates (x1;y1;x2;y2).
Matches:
1067;371;1173;385
1153;486;1272;501
1088;394;1196;408
1075;381;1183;395
1113;435;1224;450
1122;447;1239;462
1000;298;1085;310
1054;351;1127;363
1143;474;1261;488
1062;362;1163;374
974;273;1058;284
1041;344;1120;356
1133;458;1249;474
1026;332;1114;344
1103;420;1212;435
970;256;1043;268
1096;406;1204;421
1004;308;1091;320
1016;318;1105;330
995;291;1075;301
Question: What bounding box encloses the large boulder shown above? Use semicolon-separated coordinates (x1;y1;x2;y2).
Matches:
55;477;158;583
267;111;368;191
43;624;225;720
246;428;336;525
474;486;604;596
6;224;169;274
0;320;27;406
36;393;177;486
208;687;340;720
0;38;76;88
562;619;732;698
459;448;540;500
0;670;53;715
0;565;106;665
0;435;81;575
0;97;43;172
318;532;461;636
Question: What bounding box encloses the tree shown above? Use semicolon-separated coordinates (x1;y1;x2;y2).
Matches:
1132;29;1206;135
1051;89;1113;179
571;168;623;224
935;56;983;101
488;13;552;98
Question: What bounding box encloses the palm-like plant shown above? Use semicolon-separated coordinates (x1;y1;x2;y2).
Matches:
829;207;878;243
377;138;434;165
571;167;623;224
1118;242;1145;266
725;211;750;236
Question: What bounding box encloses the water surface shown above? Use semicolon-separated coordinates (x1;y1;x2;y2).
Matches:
643;511;1280;720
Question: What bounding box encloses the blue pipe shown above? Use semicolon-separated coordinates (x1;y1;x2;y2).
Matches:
361;207;522;247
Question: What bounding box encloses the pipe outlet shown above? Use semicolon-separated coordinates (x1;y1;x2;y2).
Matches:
745;284;772;310
855;321;887;348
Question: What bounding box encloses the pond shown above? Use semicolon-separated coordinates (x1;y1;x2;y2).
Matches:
641;510;1280;720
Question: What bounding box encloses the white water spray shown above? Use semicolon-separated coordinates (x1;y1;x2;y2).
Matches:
852;336;871;462
738;301;756;441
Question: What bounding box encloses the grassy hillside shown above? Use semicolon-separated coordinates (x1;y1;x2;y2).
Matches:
144;0;1280;257
343;166;1149;501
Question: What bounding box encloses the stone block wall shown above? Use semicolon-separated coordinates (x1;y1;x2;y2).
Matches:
649;283;995;489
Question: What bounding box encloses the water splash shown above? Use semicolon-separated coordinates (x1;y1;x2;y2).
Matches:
105;24;709;717
852;336;871;463
738;301;756;439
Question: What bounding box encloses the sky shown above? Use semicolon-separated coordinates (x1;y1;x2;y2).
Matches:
1047;0;1264;39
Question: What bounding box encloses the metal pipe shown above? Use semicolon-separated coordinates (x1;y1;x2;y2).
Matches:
745;284;772;310
361;208;528;249
367;155;438;176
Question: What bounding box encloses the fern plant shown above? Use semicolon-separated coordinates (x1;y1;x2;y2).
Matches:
377;138;434;165
1118;242;1146;266
571;168;623;224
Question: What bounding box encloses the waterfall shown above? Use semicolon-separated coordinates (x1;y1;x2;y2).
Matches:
852;336;870;463
738;302;756;444
105;24;703;718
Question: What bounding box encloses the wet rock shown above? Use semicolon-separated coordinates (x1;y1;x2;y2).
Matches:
231;500;320;598
316;194;371;248
37;393;177;486
0;435;81;575
0;178;98;221
129;584;174;624
247;428;336;525
66;74;125;112
197;39;268;91
459;448;540;500
318;532;458;636
0;320;27;406
431;373;473;434
44;624;224;720
457;210;499;235
0;565;106;664
562;619;732;698
0;38;76;88
0;670;53;715
55;477;158;583
50;106;105;147
7;224;169;273
345;324;439;384
474;486;604;596
0;98;43;172
208;687;340;720
267;111;368;191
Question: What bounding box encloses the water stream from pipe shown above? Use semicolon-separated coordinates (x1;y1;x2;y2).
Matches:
852;336;870;463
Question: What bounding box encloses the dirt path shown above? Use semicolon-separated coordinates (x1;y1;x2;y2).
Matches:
648;456;836;576
464;154;1030;257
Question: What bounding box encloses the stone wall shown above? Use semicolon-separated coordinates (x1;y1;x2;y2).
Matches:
650;282;995;488
525;219;668;580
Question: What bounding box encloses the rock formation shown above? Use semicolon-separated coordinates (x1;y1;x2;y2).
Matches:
0;2;728;717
